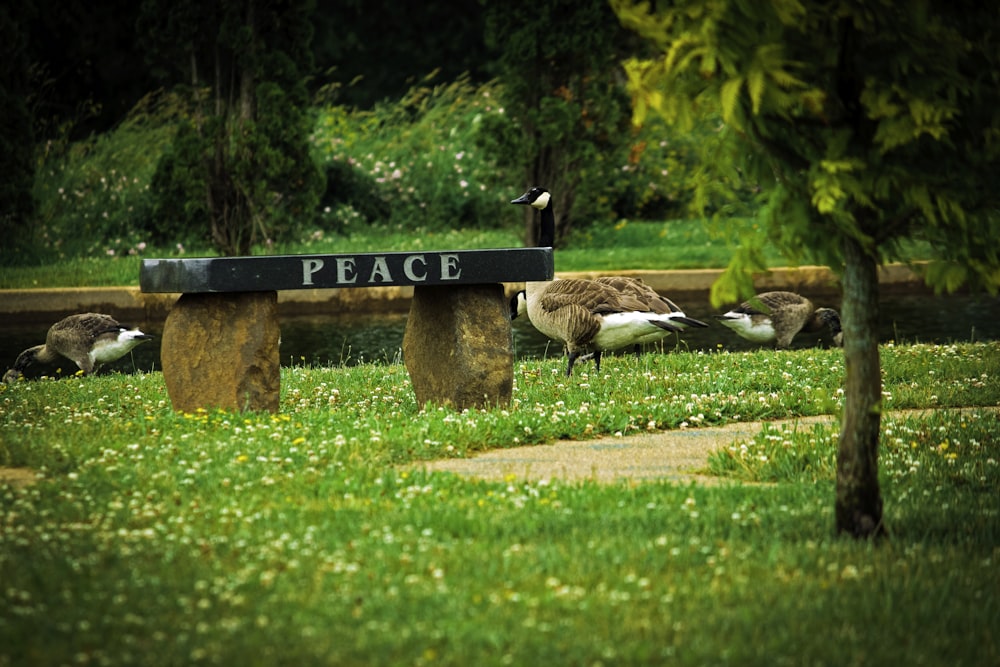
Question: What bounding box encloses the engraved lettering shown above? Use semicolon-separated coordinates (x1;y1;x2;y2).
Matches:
403;254;427;281
302;258;324;286
368;256;392;283
440;253;462;280
336;257;357;284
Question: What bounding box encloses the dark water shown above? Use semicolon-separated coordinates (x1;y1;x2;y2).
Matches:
2;293;998;378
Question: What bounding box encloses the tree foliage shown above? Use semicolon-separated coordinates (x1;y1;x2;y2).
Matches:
139;0;322;256
614;0;1000;300
613;0;1000;538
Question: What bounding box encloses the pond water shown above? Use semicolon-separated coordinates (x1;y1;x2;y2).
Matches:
2;293;998;379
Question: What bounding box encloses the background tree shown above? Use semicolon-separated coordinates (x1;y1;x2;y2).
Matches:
481;0;636;246
612;0;1000;538
139;0;322;256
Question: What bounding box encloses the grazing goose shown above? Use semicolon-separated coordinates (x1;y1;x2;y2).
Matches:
715;291;843;349
510;186;686;376
3;313;153;382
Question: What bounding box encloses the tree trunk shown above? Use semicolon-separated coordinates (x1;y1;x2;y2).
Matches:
836;235;886;539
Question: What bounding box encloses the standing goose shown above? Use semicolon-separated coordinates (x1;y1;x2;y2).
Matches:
509;279;708;348
510;186;686;376
3;313;154;382
715;291;843;349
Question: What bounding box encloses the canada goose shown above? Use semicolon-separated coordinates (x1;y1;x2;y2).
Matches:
3;313;153;382
715;291;843;349
510;186;686;376
510;278;708;349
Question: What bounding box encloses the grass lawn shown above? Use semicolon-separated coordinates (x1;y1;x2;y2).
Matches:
1;342;998;666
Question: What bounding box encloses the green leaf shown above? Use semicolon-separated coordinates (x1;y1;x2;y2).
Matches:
720;77;743;126
747;66;765;114
924;261;968;293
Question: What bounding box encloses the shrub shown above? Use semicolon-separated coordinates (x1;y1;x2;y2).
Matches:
310;76;515;235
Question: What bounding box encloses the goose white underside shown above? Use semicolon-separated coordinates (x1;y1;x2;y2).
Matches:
89;331;150;365
717;314;776;343
592;312;679;350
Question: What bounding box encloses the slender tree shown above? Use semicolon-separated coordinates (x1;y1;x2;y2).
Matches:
612;0;1000;538
140;0;322;255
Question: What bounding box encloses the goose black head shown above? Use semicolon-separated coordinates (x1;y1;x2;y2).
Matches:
815;308;844;347
511;187;551;210
508;290;527;320
511;186;555;247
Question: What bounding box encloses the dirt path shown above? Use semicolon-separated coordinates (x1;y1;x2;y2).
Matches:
0;467;38;489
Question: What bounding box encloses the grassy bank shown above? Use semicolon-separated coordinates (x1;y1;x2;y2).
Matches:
2;342;998;665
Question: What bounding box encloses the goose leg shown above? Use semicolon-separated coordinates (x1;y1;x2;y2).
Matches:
566;351;580;377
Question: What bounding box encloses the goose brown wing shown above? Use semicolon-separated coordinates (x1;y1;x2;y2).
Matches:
47;314;123;353
756;292;808;310
68;314;123;339
536;279;638;314
558;303;603;346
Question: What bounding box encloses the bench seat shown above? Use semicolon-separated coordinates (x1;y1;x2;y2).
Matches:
140;248;553;412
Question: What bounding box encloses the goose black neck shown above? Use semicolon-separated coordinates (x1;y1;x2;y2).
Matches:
537;205;555;248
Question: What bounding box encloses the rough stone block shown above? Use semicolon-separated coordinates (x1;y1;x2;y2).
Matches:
403;285;514;410
161;291;280;413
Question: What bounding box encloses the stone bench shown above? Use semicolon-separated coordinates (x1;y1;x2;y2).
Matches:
140;249;553;413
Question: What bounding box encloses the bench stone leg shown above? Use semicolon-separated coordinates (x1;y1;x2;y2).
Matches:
403;284;514;410
161;291;280;413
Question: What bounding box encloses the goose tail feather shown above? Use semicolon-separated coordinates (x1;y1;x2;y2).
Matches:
673;316;709;328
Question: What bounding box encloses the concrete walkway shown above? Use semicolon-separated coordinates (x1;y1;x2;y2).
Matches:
413;407;997;484
414;414;840;484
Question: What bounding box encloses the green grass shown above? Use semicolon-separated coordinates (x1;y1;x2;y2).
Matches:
2;342;998;665
558;217;785;270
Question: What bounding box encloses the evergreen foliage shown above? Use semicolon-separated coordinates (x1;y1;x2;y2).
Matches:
482;0;636;245
139;0;322;256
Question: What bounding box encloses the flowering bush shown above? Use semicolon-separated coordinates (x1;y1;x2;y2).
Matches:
311;76;515;234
